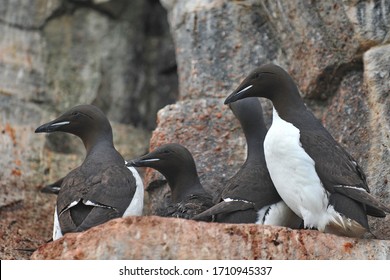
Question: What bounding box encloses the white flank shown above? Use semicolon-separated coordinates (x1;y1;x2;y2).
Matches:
256;201;302;228
54;200;79;240
263;107;336;231
50;121;70;127
123;166;144;216
52;207;63;241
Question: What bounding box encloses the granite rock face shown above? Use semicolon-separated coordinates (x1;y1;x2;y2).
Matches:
31;216;390;260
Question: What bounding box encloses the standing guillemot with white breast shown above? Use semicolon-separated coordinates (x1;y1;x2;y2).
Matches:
128;143;214;221
35;104;144;240
224;64;390;237
194;98;301;227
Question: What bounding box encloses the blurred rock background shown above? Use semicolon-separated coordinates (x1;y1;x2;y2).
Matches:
1;0;389;259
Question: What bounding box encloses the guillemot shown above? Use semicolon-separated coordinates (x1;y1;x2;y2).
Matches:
35;104;144;240
128;143;214;221
194;97;301;227
224;64;390;237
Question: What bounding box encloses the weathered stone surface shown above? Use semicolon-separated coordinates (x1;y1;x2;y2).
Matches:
263;0;361;99
31;216;390;260
0;25;48;102
0;0;62;29
321;68;389;239
363;44;390;239
43;1;178;128
342;0;390;47
162;0;279;100
163;0;388;100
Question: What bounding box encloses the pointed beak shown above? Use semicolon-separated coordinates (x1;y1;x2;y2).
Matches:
224;84;253;105
35;120;70;133
127;157;160;168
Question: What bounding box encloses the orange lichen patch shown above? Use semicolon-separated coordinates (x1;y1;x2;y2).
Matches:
4;123;17;146
215;112;223;119
343;242;353;253
11;169;22;176
14;159;22;166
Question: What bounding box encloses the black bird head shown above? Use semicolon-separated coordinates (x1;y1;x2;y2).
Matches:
128;143;203;202
129;143;197;178
35;104;113;152
224;63;297;104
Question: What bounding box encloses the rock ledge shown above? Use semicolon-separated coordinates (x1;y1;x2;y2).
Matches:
31;216;390;260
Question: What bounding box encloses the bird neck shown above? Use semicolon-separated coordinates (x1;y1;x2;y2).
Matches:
241;116;266;160
167;171;204;203
271;85;307;123
83;130;115;157
245;135;265;164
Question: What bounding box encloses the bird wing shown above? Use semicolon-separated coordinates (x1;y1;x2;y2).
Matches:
299;128;389;215
192;200;255;221
57;165;136;234
221;163;282;210
158;193;214;221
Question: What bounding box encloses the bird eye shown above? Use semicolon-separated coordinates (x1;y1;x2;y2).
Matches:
254;73;262;79
72;111;80;117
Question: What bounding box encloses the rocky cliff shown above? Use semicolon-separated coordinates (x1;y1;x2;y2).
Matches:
1;0;389;260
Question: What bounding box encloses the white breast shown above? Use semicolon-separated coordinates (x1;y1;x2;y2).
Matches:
123;166;144;216
264;108;340;231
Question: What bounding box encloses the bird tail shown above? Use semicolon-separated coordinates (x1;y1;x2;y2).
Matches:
193;200;254;221
334;185;390;217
